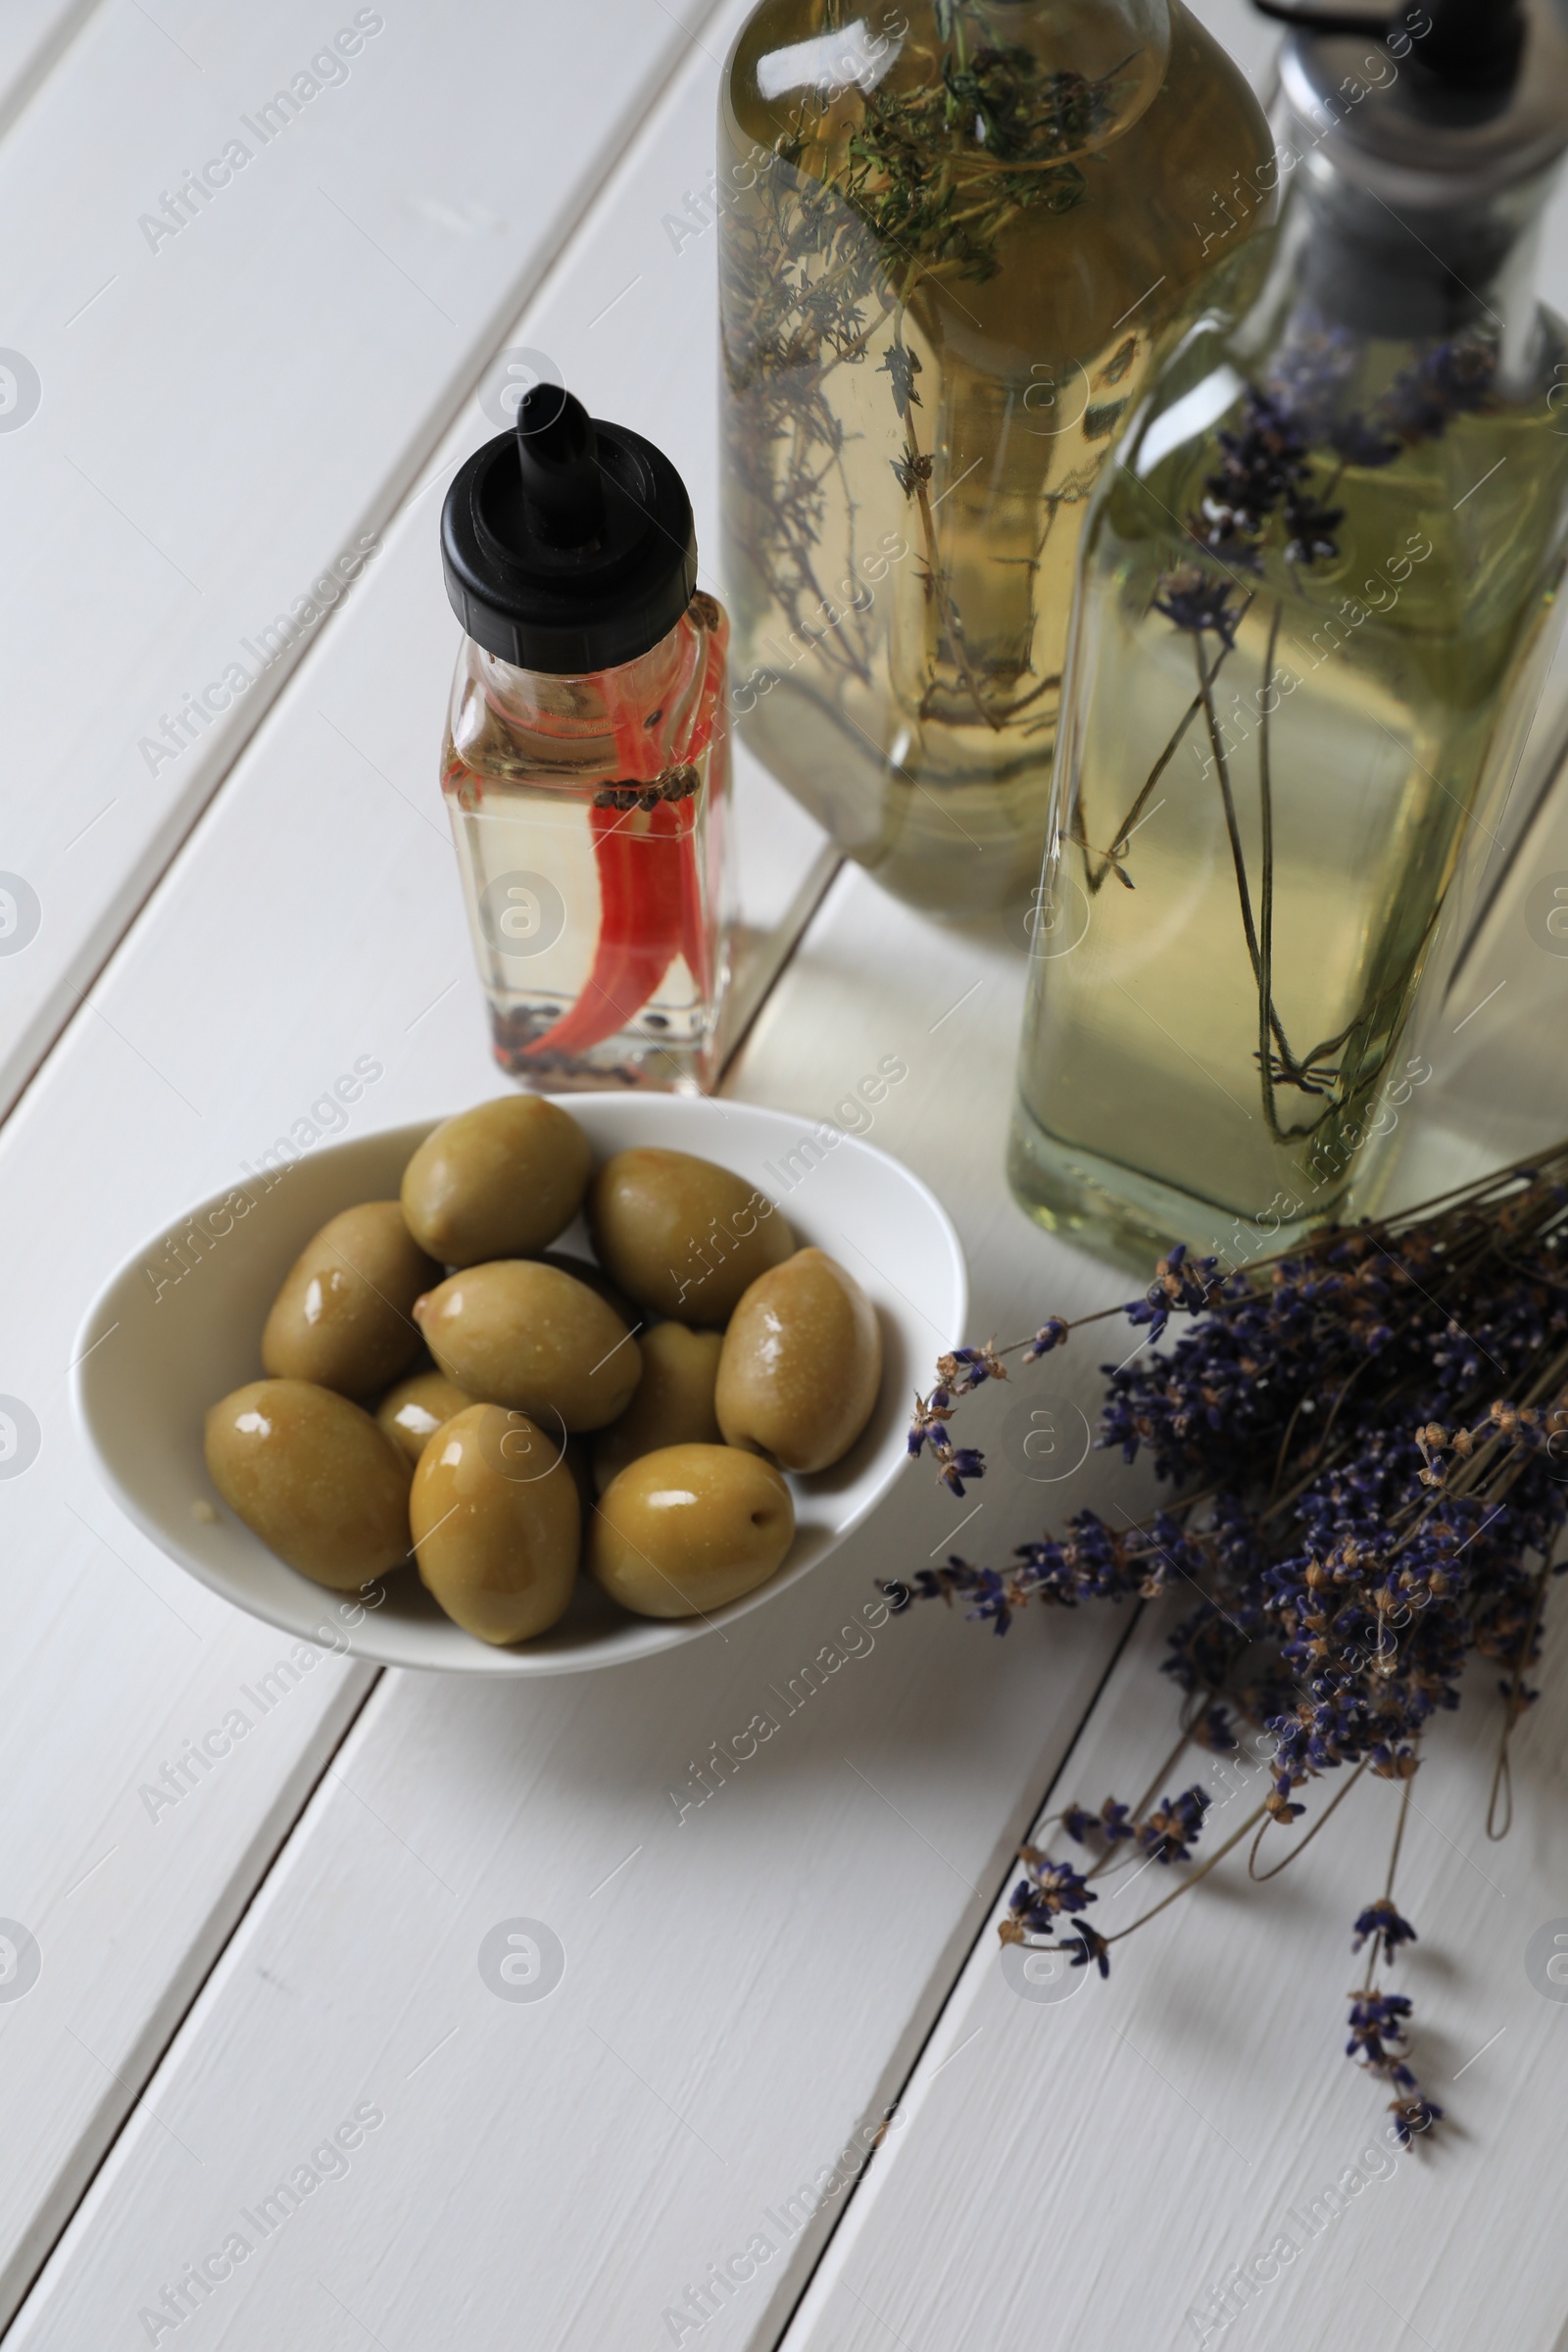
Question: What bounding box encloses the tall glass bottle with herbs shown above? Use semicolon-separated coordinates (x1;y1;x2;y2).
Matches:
717;0;1272;917
1010;0;1568;1260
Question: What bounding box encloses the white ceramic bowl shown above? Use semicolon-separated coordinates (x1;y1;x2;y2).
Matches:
73;1096;966;1674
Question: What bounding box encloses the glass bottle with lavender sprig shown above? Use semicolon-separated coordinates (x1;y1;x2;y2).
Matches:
1010;0;1568;1260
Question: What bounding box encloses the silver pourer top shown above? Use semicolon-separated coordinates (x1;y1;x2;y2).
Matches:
1277;1;1568;213
1266;1;1568;343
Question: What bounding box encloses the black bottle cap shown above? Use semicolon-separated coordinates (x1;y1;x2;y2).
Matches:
441;383;698;675
1395;0;1526;99
1253;0;1528;115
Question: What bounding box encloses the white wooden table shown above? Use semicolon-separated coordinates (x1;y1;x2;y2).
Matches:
4;5;1567;2346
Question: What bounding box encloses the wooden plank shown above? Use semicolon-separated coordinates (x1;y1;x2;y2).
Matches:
0;909;406;2328
781;1597;1568;2352
0;1504;374;2325
0;0;724;1122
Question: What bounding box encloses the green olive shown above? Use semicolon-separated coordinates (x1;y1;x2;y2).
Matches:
261;1202;438;1398
204;1378;412;1590
401;1096;591;1266
593;1322;723;1494
375;1368;475;1464
589;1443;794;1618
587;1149;793;1324
715;1248;883;1473
413;1259;641;1431
410;1403;579;1643
538;1250;638;1330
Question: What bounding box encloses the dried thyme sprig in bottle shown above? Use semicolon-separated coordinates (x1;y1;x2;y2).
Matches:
718;0;1274;913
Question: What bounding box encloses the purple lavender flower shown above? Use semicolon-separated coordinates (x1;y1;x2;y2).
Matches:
906;1387;955;1461
1352;1897;1418;1955
1139;1786;1211;1864
1007;1850;1097;1941
1283;487;1345;566
1062;1797;1135;1846
1265;302;1494;466
1380;336;1495;445
1266;313;1358;442
1346;1990;1412;2064
1197;387;1311;565
938;1447;986;1499
1123;1243;1221;1345
1152;564;1241;645
1389;2091;1445;2146
936;1341;1008;1396
1345;1985;1443;2140
1192;1703;1238;1752
1023;1316;1070;1362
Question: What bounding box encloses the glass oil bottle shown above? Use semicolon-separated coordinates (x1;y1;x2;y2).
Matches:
440;384;730;1091
1010;0;1568;1260
718;0;1273;916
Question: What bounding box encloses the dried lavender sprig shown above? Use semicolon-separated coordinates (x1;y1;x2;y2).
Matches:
1346;1777;1443;2144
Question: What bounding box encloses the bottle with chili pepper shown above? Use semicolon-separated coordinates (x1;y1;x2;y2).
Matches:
440;381;730;1090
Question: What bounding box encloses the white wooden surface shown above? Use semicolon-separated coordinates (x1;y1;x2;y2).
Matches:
0;0;754;2322
784;1600;1568;2352
0;0;722;1119
2;2;1565;2348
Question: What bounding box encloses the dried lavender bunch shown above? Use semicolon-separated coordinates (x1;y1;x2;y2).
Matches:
898;1147;1568;2140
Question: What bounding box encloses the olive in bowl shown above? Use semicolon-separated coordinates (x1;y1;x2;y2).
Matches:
414;1260;641;1432
205;1378;412;1590
588;1149;793;1325
262;1203;438;1398
588;1443;794;1618
592;1322;723;1494
716;1249;882;1474
410;1403;579;1644
401;1095;591;1266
